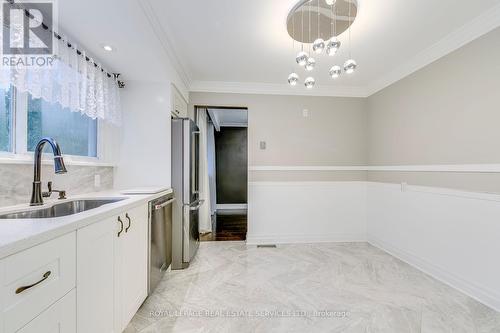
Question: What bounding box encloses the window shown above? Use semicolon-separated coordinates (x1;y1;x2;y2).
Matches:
27;95;98;157
0;86;13;152
0;88;99;159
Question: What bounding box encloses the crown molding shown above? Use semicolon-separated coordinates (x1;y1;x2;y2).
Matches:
137;0;193;92
190;3;500;99
364;2;500;96
190;80;370;98
138;1;500;99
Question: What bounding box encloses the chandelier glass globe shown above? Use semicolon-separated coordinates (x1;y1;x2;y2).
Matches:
312;38;325;54
288;73;299;86
329;65;341;79
304;77;315;89
296;51;309;66
325;0;336;5
344;59;357;74
326;37;341;56
305;57;316;71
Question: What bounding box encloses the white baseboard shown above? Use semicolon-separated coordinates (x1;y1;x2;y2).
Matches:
368;236;500;313
246;233;366;245
216;204;248;210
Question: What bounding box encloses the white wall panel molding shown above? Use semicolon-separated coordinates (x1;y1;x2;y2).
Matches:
249;166;369;171
246;233;366;245
367;182;500;312
369;236;500;313
247;181;367;245
250;164;500;173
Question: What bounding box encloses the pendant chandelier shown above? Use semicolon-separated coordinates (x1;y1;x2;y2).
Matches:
286;0;358;88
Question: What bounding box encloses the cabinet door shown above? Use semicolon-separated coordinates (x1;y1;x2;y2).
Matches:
17;289;76;333
1;232;75;333
172;84;188;118
119;204;149;330
77;216;120;333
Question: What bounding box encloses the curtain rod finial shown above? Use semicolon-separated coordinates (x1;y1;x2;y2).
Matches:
113;73;125;88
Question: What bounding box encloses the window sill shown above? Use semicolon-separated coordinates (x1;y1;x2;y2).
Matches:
0;154;115;167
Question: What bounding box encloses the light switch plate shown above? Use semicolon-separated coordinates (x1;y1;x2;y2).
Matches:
302;109;309;117
259;141;266;150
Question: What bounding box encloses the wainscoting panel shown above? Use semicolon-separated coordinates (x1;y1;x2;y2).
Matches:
247;181;367;244
367;182;500;312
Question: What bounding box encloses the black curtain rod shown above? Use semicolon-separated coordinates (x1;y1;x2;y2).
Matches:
6;0;125;88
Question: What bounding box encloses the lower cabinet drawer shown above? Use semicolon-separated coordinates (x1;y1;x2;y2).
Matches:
17;289;76;333
0;232;76;333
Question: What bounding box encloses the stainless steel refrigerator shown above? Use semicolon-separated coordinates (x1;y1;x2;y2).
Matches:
171;118;202;269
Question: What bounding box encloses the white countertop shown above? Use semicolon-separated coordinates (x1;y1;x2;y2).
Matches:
0;188;173;259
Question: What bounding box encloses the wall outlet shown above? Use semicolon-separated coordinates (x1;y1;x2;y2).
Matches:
259;141;266;150
401;182;408;192
94;174;101;188
302;109;309;117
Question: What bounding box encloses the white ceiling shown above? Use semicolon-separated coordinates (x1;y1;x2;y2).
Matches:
57;0;500;98
208;108;248;129
57;0;189;93
148;0;500;96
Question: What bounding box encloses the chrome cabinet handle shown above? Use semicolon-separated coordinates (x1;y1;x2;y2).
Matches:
125;213;131;233
117;216;124;237
16;271;51;294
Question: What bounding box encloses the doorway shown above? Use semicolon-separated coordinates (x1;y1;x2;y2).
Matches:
194;106;248;241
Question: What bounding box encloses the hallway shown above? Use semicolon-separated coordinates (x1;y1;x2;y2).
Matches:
200;210;247;241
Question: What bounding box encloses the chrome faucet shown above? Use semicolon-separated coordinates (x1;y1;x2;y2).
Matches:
30;137;67;206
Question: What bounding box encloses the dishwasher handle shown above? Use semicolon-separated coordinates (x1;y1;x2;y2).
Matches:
154;198;176;210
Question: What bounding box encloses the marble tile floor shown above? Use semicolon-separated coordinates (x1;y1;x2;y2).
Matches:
125;242;500;333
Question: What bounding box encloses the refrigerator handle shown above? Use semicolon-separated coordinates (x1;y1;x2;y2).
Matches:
192;130;201;194
188;200;205;211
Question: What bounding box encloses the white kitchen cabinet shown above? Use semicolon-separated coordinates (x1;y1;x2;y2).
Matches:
17;289;76;333
77;216;117;333
0;232;76;333
171;84;188;118
77;203;149;333
115;204;149;332
0;202;150;333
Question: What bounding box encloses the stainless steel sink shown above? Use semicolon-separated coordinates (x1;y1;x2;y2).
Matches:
0;198;125;219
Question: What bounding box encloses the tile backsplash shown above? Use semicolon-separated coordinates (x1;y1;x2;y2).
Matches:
0;164;113;207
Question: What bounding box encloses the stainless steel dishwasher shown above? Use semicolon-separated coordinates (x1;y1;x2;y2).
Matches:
148;192;175;295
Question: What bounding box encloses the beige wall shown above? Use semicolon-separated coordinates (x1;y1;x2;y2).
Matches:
368;27;500;166
189;28;500;189
367;27;500;193
189;92;368;181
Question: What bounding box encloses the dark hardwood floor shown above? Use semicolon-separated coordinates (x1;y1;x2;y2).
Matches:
200;210;247;241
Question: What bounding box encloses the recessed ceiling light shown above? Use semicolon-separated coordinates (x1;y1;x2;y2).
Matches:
103;45;113;52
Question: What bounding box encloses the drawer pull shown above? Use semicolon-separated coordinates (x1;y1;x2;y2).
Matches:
118;216;124;237
125;213;131;233
15;271;51;294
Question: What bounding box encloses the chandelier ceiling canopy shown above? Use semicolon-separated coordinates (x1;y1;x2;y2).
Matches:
286;0;359;89
287;0;358;43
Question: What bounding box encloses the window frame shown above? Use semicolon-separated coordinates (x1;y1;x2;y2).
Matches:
0;86;109;166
